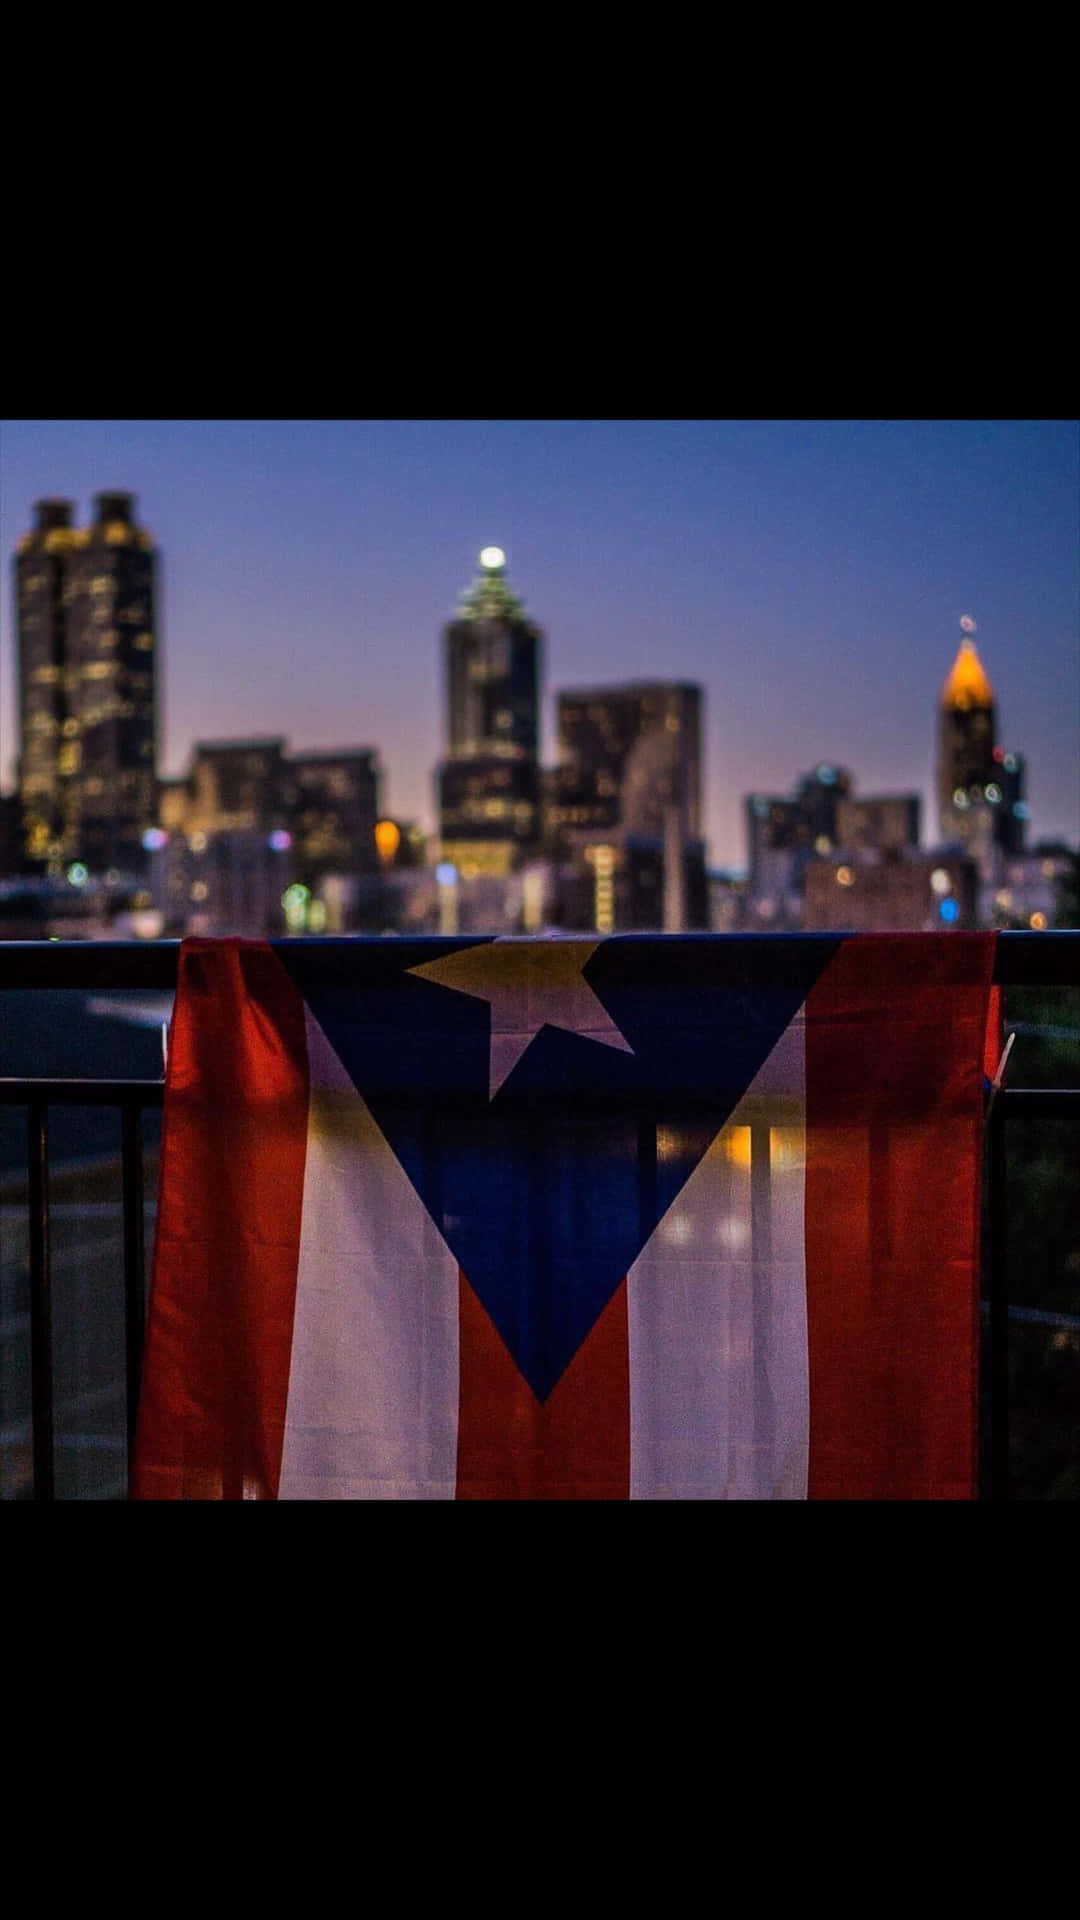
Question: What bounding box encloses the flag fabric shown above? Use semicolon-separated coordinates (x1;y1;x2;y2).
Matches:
133;931;997;1501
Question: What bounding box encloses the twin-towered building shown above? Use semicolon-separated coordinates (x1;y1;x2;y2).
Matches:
14;492;158;875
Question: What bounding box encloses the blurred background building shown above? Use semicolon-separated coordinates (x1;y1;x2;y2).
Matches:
436;549;541;878
14;493;158;877
548;681;707;931
743;764;922;929
938;621;1028;870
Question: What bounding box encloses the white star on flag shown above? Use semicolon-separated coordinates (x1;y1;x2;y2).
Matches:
409;938;634;1099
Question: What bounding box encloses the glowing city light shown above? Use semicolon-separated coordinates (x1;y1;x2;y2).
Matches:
374;819;401;864
836;866;854;887
939;897;960;923
479;547;506;570
1029;912;1048;930
985;783;1001;803
66;862;89;887
960;615;977;633
435;862;458;887
269;829;292;851
142;827;168;851
930;868;952;895
282;882;311;932
953;788;970;809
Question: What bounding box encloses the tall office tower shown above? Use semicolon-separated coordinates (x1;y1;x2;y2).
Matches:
938;621;997;848
553;682;706;931
14;499;79;867
14;492;158;872
437;549;541;875
554;683;703;838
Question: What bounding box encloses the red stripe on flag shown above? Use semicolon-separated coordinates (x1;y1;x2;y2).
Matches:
804;933;996;1500
455;1274;631;1498
132;939;309;1500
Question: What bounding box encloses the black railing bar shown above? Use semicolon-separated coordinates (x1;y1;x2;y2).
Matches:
121;1105;146;1490
987;1096;1010;1503
0;930;1077;991
1008;1022;1080;1041
994;1088;1080;1116
977;1301;1080;1329
0;1079;164;1106
26;1099;54;1503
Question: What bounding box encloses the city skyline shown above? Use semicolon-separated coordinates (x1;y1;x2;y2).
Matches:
1;419;1076;869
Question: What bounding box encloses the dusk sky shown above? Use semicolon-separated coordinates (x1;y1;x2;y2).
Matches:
1;419;1076;869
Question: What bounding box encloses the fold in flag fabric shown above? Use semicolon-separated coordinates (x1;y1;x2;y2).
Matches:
133;932;998;1500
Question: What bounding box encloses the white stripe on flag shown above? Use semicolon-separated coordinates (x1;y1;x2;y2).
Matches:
278;1009;461;1499
627;1009;808;1499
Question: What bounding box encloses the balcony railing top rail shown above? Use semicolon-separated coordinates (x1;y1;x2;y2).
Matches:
0;929;1078;990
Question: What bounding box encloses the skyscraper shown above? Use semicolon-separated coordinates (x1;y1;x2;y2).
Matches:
554;682;703;839
937;618;1027;864
938;621;997;849
551;682;706;931
437;549;541;874
14;492;158;873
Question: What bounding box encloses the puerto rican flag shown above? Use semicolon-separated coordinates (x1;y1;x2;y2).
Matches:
133;932;997;1500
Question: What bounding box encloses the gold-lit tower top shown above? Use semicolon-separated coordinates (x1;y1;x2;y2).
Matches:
941;617;994;710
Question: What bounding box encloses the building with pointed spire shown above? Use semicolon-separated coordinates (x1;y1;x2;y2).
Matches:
937;618;1027;863
436;548;542;875
938;621;998;849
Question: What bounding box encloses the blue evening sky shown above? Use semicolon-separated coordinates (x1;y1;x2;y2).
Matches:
1;419;1076;869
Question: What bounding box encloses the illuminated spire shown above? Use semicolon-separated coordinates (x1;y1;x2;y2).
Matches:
457;547;529;622
941;620;994;710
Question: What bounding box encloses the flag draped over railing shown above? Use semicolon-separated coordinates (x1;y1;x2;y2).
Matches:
133;932;998;1500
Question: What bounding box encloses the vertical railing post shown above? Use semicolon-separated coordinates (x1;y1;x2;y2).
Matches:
987;1096;1010;1502
121;1102;146;1488
26;1098;54;1501
750;1118;774;1454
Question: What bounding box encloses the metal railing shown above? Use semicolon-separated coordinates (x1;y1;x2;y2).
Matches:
2;933;1077;1500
